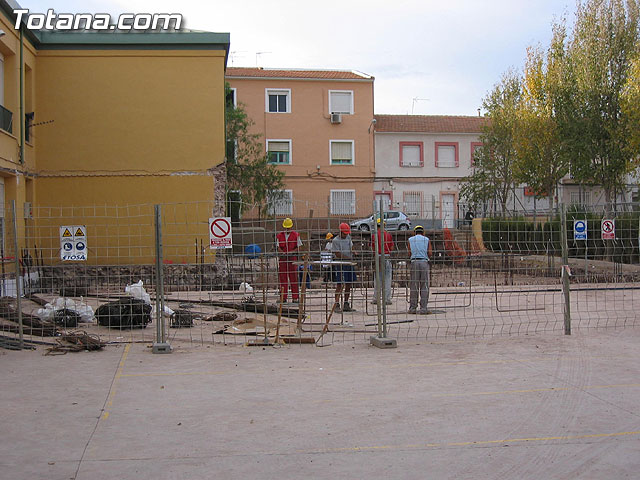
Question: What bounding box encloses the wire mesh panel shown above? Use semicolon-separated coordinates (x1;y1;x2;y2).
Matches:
1;200;638;349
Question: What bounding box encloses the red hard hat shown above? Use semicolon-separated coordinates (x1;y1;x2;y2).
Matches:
339;223;351;234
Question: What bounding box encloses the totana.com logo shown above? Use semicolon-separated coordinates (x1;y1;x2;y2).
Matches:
13;9;182;31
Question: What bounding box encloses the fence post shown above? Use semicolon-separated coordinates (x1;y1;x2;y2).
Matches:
152;204;172;353
560;203;571;335
370;199;396;349
11;201;23;349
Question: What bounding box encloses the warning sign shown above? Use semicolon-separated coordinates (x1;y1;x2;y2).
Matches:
209;217;233;249
60;225;88;261
601;219;615;240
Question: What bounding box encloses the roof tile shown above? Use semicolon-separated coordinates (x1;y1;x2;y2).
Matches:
226;67;372;80
374;115;487;133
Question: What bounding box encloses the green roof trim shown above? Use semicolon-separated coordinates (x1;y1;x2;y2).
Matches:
0;0;229;52
35;31;230;51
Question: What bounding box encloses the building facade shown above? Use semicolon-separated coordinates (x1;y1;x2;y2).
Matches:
0;1;229;264
373;115;485;228
226;67;375;219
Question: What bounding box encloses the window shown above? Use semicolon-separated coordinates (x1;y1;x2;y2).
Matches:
268;190;293;216
404;191;422;217
399;142;423;167
266;140;291;165
435;142;459;168
226;87;236;109
570;191;591;205
471;142;483;165
329;90;353;114
330;140;354;165
265;89;290;113
0;53;11;134
330;190;356;215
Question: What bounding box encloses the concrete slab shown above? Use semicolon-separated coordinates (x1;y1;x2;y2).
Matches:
1;328;639;479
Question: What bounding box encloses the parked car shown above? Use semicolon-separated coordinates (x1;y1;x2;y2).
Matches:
350;211;412;232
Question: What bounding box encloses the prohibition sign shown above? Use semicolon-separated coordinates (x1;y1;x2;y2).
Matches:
210;218;231;238
601;219;615;240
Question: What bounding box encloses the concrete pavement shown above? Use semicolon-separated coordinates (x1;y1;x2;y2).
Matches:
1;328;639;479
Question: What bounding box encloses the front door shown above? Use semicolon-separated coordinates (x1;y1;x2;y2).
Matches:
374;193;392;212
442;194;455;229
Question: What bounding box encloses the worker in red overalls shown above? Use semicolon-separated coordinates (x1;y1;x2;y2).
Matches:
276;218;303;303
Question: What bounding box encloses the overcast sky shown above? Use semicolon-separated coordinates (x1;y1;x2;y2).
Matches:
20;0;575;115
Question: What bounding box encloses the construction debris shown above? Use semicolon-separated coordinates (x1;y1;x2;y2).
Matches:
170;309;196;328
205;312;238;322
45;330;106;355
0;297;57;336
95;297;151;329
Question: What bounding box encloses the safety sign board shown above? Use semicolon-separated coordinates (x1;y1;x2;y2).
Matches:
573;220;587;240
601;219;615;240
209;217;233;249
60;225;88;261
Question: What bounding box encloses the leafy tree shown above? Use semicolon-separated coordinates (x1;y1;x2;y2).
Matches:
515;24;571;210
560;0;640;207
622;52;640;157
225;83;284;217
460;70;522;214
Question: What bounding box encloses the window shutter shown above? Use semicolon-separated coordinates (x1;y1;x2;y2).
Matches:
437;145;456;167
331;142;353;162
268;141;289;152
330;92;352;114
402;145;421;167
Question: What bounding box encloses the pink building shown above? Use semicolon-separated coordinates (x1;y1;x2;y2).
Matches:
226;68;375;218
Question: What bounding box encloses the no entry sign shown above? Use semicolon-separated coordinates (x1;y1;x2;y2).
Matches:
209;217;233;249
601;219;615;240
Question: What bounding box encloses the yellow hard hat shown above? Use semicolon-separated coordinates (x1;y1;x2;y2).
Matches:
283;218;293;229
414;225;424;231
377;218;386;225
325;232;334;240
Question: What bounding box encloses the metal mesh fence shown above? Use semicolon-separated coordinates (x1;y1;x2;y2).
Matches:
1;200;638;349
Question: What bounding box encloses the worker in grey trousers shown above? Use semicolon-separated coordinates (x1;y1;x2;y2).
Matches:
407;225;433;314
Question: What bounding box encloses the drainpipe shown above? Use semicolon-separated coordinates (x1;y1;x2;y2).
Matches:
19;24;24;164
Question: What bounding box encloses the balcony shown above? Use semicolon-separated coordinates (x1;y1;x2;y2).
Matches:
0;105;12;134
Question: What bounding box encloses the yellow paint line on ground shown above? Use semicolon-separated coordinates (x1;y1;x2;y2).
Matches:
101;344;131;421
120;370;228;378
433;383;640;398
301;430;640;455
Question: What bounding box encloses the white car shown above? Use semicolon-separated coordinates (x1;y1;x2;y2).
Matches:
350;211;412;232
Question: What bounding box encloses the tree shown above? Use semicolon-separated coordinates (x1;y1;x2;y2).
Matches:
622;52;640;157
460;70;522;214
515;24;571;211
560;0;640;206
225;83;285;217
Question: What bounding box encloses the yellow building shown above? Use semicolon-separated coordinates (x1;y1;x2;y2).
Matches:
0;2;229;265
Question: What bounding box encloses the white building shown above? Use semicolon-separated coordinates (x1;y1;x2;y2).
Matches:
373;115;485;228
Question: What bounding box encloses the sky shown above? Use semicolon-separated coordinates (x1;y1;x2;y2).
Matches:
19;0;576;116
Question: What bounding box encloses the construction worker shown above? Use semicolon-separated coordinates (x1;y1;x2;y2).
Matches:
321;232;334;282
276;218;302;303
371;218;394;305
407;225;432;314
332;223;357;312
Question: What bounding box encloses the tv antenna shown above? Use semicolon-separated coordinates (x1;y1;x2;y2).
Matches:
411;97;429;114
255;51;271;67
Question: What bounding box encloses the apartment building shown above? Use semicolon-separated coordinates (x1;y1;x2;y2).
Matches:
373;115;485;227
226;67;375;218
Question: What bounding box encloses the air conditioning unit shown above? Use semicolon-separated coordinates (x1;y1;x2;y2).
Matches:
330;113;342;124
